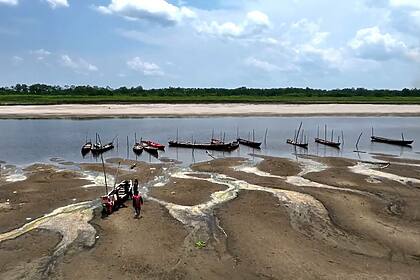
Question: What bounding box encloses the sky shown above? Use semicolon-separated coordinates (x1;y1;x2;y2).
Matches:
0;0;420;89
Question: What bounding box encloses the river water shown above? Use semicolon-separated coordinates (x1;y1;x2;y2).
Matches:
0;117;419;166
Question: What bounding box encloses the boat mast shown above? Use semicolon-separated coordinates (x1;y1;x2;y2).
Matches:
100;153;108;194
113;162;121;189
264;128;268;145
295;122;303;143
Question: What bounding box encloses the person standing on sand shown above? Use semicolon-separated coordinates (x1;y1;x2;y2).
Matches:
132;190;144;218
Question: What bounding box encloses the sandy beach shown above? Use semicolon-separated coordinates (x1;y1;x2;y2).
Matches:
3;104;420;118
1;154;420;279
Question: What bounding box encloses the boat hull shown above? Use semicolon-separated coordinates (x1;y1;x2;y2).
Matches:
91;143;114;154
315;138;341;148
133;145;144;154
141;140;165;150
286;139;308;149
237;138;262;149
371;136;413;146
168;141;239;152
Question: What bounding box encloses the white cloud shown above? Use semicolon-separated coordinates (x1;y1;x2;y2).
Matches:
389;0;420;9
295;44;344;69
196;10;270;39
30;49;51;60
127;57;163;76
349;26;408;60
11;56;23;66
291;19;329;45
245;57;279;72
0;0;18;6
44;0;69;9
60;54;98;72
96;0;195;26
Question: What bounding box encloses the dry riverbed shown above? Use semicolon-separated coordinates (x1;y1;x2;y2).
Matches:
1;154;420;279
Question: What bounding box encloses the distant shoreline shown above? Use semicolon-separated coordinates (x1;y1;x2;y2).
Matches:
1;104;420;119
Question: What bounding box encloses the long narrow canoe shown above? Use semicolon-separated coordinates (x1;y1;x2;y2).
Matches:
237;138;262;149
371;136;413;146
168;140;239;152
315;138;341;148
286;139;308;149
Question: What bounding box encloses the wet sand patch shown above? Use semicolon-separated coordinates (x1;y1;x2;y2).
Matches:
150;178;227;206
0;164;98;233
191;157;248;173
216;190;420;280
256;155;301;176
0;229;61;280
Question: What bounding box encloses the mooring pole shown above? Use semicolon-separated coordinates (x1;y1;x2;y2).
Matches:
100;153;108;194
264;128;268;145
126;136;129;159
295;122;303;142
355;132;363;150
113;162;121;189
324;125;327;141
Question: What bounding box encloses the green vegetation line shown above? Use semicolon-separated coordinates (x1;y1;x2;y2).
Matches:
1;84;420;105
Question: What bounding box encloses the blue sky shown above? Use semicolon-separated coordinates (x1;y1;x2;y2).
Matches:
1;0;420;89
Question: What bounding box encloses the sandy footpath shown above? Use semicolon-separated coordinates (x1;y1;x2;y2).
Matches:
2;104;420;118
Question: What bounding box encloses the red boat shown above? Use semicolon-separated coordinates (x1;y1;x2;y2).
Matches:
141;140;165;150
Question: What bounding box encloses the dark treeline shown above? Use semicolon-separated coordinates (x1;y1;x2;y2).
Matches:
1;84;420;97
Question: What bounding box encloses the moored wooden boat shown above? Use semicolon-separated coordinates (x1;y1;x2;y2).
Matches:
286;139;308;149
315;138;341;148
168;140;239;152
287;122;308;149
81;141;92;155
91;142;114;154
141;142;159;157
101;180;133;215
371;136;413;146
141;140;165;150
133;143;144;154
237;138;262;149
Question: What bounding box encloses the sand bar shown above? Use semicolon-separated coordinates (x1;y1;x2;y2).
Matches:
2;104;420;118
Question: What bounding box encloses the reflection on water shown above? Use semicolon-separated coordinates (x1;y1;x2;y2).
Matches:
0;117;419;166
